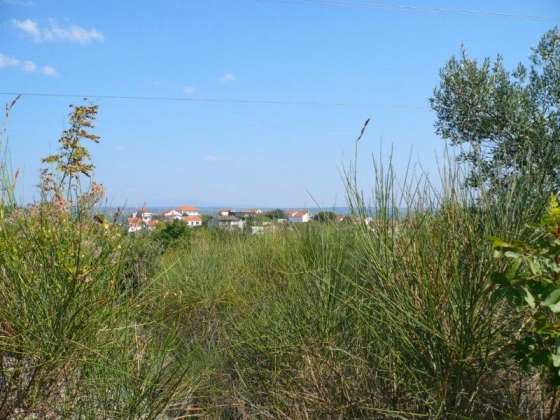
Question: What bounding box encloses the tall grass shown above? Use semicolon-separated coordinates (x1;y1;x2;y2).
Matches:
144;149;550;417
0;96;19;210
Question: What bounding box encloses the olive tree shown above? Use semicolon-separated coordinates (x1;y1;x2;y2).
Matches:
431;27;560;195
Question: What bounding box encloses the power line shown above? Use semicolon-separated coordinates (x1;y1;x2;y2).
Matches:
0;91;430;111
257;0;557;21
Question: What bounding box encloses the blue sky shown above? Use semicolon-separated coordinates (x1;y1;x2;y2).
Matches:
1;0;558;208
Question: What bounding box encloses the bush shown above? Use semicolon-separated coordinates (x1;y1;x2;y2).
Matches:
313;210;337;222
265;208;285;220
492;195;560;410
0;104;192;417
152;219;191;250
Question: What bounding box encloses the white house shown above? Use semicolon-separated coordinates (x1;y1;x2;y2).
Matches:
163;209;182;220
209;215;245;230
183;215;202;227
177;204;200;217
146;219;159;231
139;209;153;223
236;208;263;218
127;216;143;233
286;210;311;223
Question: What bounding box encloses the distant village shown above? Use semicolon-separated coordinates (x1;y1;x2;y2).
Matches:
127;205;349;234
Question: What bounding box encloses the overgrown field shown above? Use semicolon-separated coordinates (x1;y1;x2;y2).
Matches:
0;145;554;417
142;172;550;418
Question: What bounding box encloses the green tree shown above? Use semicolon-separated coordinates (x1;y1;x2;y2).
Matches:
265;208;285;220
313;211;336;222
430;27;560;194
153;219;191;249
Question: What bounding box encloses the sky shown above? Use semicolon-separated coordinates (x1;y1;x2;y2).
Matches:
0;0;558;208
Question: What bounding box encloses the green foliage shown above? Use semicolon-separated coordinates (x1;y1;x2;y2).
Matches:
152;219;191;249
492;195;560;392
0;103;192;418
119;232;163;291
41;105;101;205
144;149;550;418
0;96;20;211
431;27;560;194
265;208;285;220
313;210;336;222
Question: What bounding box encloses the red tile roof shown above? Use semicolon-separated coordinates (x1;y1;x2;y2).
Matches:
164;209;181;216
286;210;309;218
178;204;198;212
183;215;202;222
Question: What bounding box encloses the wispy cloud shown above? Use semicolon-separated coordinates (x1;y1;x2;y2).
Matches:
22;60;36;72
13;19;40;40
0;52;57;76
1;0;34;5
40;65;57;76
13;18;104;44
183;86;195;94
219;72;235;83
205;155;218;162
0;53;19;68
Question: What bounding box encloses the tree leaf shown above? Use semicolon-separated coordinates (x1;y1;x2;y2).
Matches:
545;289;560;313
523;286;536;309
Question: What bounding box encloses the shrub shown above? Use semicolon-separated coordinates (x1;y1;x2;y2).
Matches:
152;219;191;250
0;103;191;417
491;195;560;415
313;210;337;222
265;208;285;220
